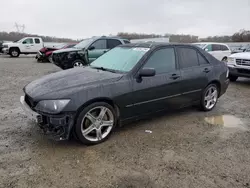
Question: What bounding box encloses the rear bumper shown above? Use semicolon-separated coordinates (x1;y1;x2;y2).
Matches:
2;48;9;54
20;96;75;141
228;66;250;78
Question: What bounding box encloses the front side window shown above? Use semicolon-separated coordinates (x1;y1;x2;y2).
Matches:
22;38;34;44
90;39;107;49
90;47;149;72
204;44;212;52
144;48;176;74
177;47;199;69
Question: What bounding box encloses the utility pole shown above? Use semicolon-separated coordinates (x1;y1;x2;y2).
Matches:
14;22;25;33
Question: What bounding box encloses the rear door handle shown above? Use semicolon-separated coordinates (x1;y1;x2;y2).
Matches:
169;74;180;80
203;68;210;73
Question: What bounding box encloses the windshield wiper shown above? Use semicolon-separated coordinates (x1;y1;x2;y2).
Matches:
90;66;117;73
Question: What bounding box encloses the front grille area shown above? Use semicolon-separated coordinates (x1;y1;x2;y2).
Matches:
236;59;250;66
24;95;36;108
238;69;250;74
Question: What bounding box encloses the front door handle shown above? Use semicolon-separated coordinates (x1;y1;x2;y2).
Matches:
203;68;210;73
169;74;180;80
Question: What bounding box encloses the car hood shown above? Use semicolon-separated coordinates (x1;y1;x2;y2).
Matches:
24;67;123;99
53;47;82;54
230;52;250;59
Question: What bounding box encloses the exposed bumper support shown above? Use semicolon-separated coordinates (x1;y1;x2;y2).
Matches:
20;96;75;141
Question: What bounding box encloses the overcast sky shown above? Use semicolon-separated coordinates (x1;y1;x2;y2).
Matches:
1;0;250;39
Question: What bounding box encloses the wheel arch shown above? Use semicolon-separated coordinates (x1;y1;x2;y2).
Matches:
206;80;221;96
9;46;20;52
75;97;120;122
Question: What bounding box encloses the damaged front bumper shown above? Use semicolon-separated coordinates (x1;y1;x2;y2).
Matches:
20;96;75;141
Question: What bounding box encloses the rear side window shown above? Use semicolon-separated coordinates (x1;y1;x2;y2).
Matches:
34;38;40;44
197;53;209;65
221;45;229;51
144;48;176;74
212;44;221;51
177;47;199;69
107;39;122;49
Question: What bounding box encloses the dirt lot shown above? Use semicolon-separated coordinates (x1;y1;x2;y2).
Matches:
0;55;250;188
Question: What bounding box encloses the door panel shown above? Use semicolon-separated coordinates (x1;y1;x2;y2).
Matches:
88;39;107;62
88;49;107;62
131;71;182;116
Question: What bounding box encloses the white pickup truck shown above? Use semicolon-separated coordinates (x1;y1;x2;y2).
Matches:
2;37;44;57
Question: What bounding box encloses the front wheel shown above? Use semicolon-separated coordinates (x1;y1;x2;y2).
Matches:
73;60;84;68
200;84;219;111
74;102;117;145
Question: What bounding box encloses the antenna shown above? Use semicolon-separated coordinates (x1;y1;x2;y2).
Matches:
14;22;25;33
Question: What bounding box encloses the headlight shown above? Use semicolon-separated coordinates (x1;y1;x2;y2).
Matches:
227;57;235;64
35;99;70;114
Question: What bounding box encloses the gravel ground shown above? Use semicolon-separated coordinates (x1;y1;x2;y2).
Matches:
0;55;250;188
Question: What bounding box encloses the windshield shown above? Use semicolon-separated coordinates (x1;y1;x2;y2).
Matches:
74;38;94;49
90;47;149;72
193;43;206;49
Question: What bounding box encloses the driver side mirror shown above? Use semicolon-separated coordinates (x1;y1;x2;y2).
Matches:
88;46;95;51
139;68;156;77
205;48;208;52
22;41;27;44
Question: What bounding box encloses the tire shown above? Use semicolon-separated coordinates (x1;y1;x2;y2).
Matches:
200;84;219;111
10;48;20;57
222;57;227;62
72;60;84;68
48;55;53;63
74;102;117;145
229;75;238;82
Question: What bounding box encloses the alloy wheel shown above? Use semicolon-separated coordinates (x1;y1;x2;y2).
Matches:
12;50;18;57
73;62;83;67
81;106;114;142
204;86;218;110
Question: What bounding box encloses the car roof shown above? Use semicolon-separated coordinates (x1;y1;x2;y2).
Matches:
193;42;228;45
92;36;129;40
121;42;197;49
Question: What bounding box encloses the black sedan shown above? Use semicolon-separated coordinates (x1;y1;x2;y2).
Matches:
20;43;229;145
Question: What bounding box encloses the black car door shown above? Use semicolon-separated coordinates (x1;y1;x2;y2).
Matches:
176;46;212;104
129;47;183;117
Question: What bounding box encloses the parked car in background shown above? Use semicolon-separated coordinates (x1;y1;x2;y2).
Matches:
2;37;44;57
231;44;250;54
52;36;130;69
20;43;229;145
193;42;231;61
36;43;76;63
227;52;250;81
0;41;3;53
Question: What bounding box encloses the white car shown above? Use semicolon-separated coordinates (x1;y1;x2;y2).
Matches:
2;37;44;57
193;42;231;61
227;52;250;81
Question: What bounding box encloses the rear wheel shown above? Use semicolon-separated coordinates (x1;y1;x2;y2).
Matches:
229;75;238;82
75;102;117;145
10;48;20;57
200;84;219;111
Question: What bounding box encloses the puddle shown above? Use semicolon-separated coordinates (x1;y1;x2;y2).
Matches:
204;115;244;128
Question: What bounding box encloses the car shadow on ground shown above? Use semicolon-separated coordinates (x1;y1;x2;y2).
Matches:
233;78;250;87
